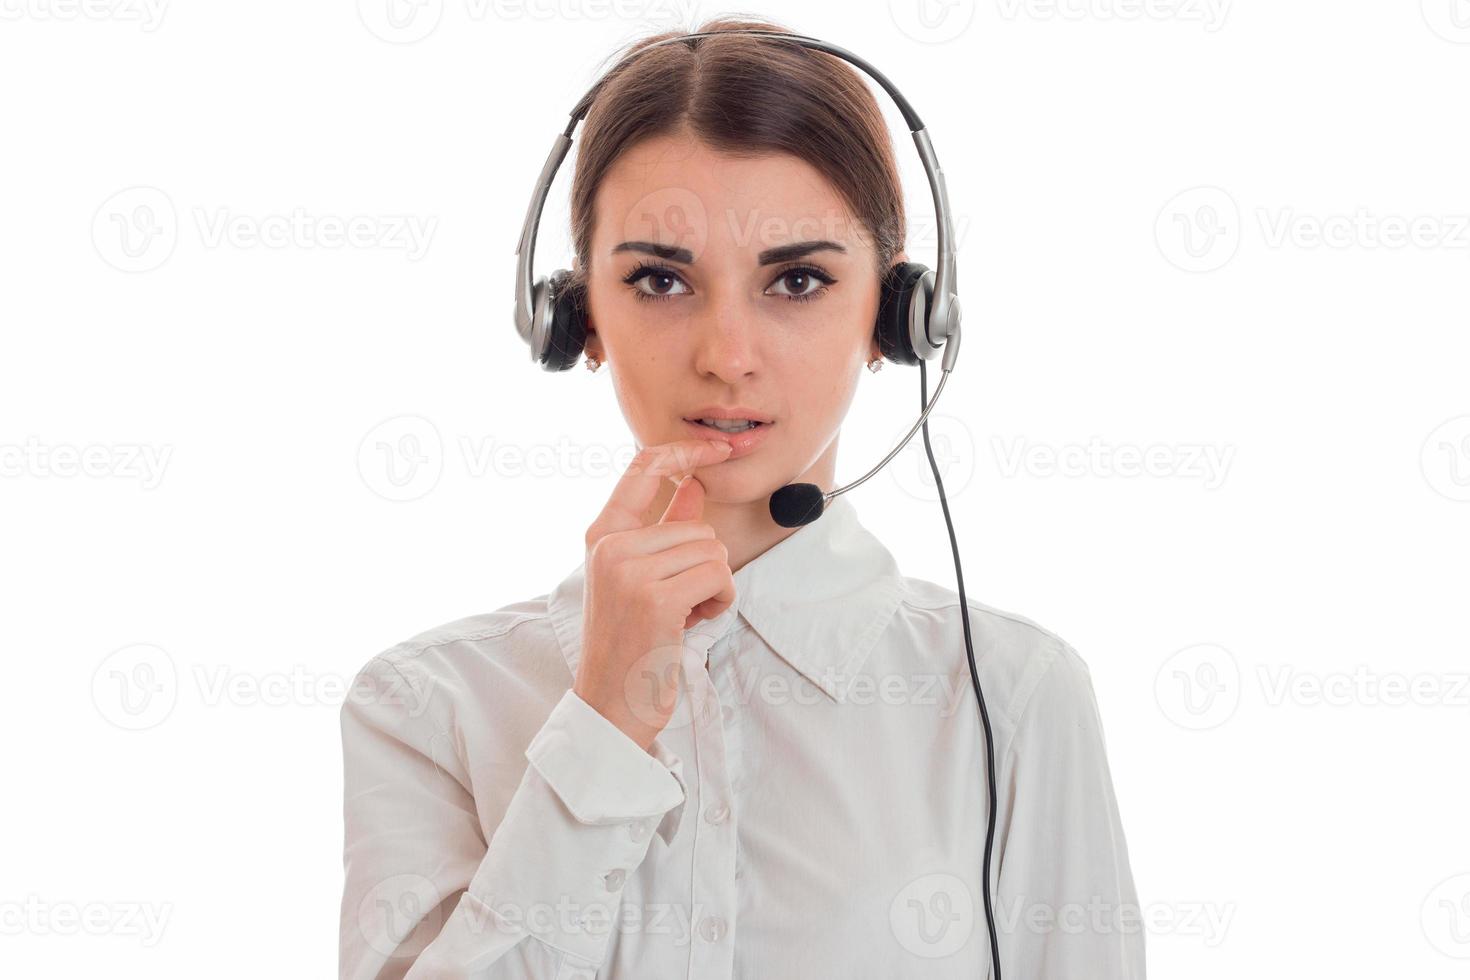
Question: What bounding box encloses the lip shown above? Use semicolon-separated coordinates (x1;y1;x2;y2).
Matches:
683;406;775;424
683;418;773;459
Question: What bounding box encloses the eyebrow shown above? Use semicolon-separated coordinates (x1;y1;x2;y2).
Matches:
610;239;848;266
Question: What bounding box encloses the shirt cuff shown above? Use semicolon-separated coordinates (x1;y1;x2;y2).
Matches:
453;688;689;966
526;689;686;832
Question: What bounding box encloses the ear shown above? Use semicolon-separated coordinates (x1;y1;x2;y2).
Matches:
583;319;603;361
571;264;602;360
871;249;911;363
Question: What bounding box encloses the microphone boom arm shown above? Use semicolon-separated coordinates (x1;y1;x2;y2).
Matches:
822;341;957;506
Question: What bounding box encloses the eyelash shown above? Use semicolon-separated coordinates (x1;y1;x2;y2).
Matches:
621;262;837;305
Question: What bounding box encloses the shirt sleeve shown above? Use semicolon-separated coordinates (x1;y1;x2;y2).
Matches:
339;656;688;979
996;643;1146;979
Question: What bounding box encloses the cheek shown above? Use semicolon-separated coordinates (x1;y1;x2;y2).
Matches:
606;358;671;430
780;347;863;432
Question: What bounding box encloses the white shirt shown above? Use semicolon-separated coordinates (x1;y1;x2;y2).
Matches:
339;495;1144;979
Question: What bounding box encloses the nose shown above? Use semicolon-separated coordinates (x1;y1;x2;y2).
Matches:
692;287;759;383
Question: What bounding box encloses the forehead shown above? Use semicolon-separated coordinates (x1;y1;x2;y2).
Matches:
591;131;868;259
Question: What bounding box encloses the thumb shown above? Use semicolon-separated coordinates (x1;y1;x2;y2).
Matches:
658;473;705;524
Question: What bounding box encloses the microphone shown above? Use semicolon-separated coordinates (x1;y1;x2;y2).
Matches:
769;352;958;528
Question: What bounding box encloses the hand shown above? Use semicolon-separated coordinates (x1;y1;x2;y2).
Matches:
573;438;736;751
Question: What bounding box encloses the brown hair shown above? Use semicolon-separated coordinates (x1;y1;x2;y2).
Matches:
567;17;907;296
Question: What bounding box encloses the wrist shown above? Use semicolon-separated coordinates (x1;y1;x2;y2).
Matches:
572;682;660;753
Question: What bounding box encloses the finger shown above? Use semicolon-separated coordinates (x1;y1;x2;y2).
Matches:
636;537;726;582
684;593;734;631
662;561;736;630
659;473;705;525
594;440;731;537
600;520;715;559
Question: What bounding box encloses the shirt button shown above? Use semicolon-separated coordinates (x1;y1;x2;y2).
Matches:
698;915;728;943
629;819;651;842
603;868;626;891
703;802;730;825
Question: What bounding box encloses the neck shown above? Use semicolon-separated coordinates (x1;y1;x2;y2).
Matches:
639;434;840;573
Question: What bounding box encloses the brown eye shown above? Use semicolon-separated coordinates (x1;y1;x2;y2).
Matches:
782;270;813;294
764;264;837;302
646;272;676;295
623;264;690;303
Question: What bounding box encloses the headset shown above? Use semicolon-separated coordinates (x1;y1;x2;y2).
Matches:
512;29;1002;980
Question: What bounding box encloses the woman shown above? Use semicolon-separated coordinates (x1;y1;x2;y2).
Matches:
340;18;1143;980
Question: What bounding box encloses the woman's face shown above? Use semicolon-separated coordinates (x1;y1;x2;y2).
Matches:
582;130;895;505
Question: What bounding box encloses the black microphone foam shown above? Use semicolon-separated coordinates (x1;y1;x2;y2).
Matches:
769;483;826;528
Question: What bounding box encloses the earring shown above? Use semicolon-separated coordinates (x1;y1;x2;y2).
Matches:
867;356;884;374
585;354;602;373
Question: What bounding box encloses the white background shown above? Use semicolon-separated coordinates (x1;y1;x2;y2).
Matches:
2;0;1468;976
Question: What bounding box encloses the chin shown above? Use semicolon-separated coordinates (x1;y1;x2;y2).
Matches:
690;454;788;506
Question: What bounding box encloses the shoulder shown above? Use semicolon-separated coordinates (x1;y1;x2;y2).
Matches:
345;594;568;729
890;574;1094;730
377;597;553;672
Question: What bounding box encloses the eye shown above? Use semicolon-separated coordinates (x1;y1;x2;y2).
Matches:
622;263;691;303
764;264;837;303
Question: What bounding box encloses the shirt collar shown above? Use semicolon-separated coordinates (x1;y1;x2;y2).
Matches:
546;494;905;703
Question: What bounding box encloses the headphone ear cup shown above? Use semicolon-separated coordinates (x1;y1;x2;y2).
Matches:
875;261;932;366
540;269;588;372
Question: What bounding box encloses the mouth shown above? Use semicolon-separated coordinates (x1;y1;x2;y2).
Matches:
681;406;774;435
681;410;774;458
685;418;770;434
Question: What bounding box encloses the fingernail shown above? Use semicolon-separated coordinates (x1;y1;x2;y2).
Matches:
708;440;732;452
